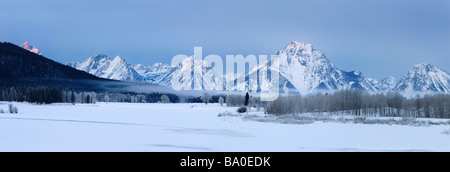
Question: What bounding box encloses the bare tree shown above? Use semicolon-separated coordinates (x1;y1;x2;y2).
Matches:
13;106;18;114
8;104;18;114
218;97;224;106
264;89;450;119
8;104;14;113
71;91;76;105
91;92;97;104
202;92;211;105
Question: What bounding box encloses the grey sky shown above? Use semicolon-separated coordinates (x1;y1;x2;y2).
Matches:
1;0;449;80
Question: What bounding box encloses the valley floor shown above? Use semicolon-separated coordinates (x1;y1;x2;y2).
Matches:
0;102;449;152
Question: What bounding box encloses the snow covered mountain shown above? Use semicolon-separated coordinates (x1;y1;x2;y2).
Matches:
367;78;379;89
395;64;450;92
20;41;42;55
68;55;222;90
67;42;450;94
133;63;171;76
230;41;377;94
132;63;172;83
68;55;144;82
157;56;223;90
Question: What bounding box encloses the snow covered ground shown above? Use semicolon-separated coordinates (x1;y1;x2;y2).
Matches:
0;102;449;152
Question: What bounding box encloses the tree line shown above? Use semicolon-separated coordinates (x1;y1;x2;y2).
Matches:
225;94;268;108
266;89;450;119
0;86;227;104
0;86;179;104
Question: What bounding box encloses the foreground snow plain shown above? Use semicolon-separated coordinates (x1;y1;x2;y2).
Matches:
0;102;449;152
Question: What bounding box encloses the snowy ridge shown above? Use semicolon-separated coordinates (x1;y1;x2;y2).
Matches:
68;54;144;82
157;56;223;90
68;54;223;90
132;63;172;83
20;41;42;55
229;41;377;94
133;63;171;76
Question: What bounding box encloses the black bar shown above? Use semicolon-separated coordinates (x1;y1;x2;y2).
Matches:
2;152;443;171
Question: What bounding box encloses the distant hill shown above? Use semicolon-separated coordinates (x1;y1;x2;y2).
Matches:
0;42;101;80
0;42;108;91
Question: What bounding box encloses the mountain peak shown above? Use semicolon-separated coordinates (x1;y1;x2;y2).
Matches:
396;64;450;92
378;76;398;91
285;41;312;51
415;63;433;67
384;76;396;80
20;41;42;55
151;63;171;70
179;56;209;66
72;54;144;82
113;56;124;60
352;70;362;75
134;64;146;69
132;62;172;76
91;54;109;61
414;63;437;72
381;76;397;84
22;41;30;49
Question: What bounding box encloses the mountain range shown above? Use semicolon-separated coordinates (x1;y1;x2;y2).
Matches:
0;42;102;89
67;55;145;82
66;41;450;94
68;55;223;90
19;41;450;94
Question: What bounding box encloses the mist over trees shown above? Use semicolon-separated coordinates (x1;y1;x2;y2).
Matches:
0;86;179;104
218;97;224;106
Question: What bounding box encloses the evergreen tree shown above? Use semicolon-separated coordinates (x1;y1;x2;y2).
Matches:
245;92;250;106
86;95;90;104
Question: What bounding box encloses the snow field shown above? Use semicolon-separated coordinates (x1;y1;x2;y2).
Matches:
0;102;449;152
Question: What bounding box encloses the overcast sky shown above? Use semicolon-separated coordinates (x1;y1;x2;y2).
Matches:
1;0;449;79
